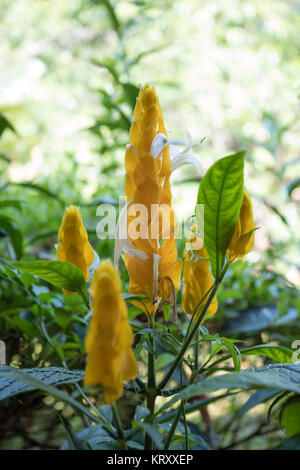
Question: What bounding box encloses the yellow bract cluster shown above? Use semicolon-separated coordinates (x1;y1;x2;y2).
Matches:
84;260;137;403
182;231;218;322
57;206;94;287
124;84;182;316
227;189;255;261
182;189;255;321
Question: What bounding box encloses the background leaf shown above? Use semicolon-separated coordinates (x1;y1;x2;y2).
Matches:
157;363;300;414
0;365;84;400
11;260;89;306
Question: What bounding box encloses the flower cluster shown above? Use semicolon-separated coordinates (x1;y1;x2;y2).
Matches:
119;84;183;316
57;205;94;291
182;230;218;321
84;260;137;403
55;84;256;404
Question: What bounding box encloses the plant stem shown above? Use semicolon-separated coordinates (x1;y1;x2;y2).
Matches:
158;283;218;390
163;404;182;450
112;402;124;440
158;262;230;391
144;317;157;450
194;330;199;369
181;400;189;450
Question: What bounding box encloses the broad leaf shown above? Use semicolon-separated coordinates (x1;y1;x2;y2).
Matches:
60;424;116;450
233;389;280;421
223;306;298;335
0;365;84;400
0;366;99;424
282;399;300;437
197;151;244;279
276;432;300;450
212;344;294;367
157;363;300;414
11;260;89;306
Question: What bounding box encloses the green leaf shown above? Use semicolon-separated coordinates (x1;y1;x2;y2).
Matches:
0;199;23;211
60;424;115;450
276;432;300;450
0;366;99;424
0;365;83;400
0;112;16;137
287;178;300;198
121;82;139;110
60;415;91;450
240;345;293;363
233;389;280;421
8;182;65;207
157;363;300;415
11;260;89;307
282;399;300;437
9;228;23;260
155;353;175;370
11;317;36;340
223;306;298;335
197;151;244;279
211;344;294;368
135;405;150;422
135;422;163;449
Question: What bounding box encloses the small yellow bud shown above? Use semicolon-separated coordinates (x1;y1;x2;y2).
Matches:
182;231;218;322
84;261;137;403
227;190;255;261
57;206;94;291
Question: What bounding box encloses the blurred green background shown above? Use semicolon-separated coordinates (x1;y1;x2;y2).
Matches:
1;0;300;277
0;0;300;450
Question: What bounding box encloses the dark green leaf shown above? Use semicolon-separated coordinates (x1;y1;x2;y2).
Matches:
282;398;300;437
157;363;300;414
223;306;298;335
0;112;16;137
0;365;84;400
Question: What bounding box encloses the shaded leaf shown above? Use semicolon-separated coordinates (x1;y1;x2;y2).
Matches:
11;260;89;307
223;306;298;335
157;363;300;414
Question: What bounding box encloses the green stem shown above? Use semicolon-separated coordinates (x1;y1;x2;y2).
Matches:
112;403;124;440
158;261;230;391
144;317;157;450
158;284;217;390
194;330;199;370
163;404;182;450
181;401;189;450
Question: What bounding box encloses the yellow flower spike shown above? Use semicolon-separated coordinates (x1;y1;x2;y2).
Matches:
227;189;255;261
182;232;218;322
84;260;137;403
57;206;95;291
121;84;182;317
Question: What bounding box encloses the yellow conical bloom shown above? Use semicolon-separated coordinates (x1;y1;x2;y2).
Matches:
84;260;137;403
227;189;255;261
121;84;182;316
182;231;218;322
57;206;94;290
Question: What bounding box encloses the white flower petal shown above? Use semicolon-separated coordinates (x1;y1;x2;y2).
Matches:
123;246;149;262
169;144;180;159
170;152;203;173
150;133;169;160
